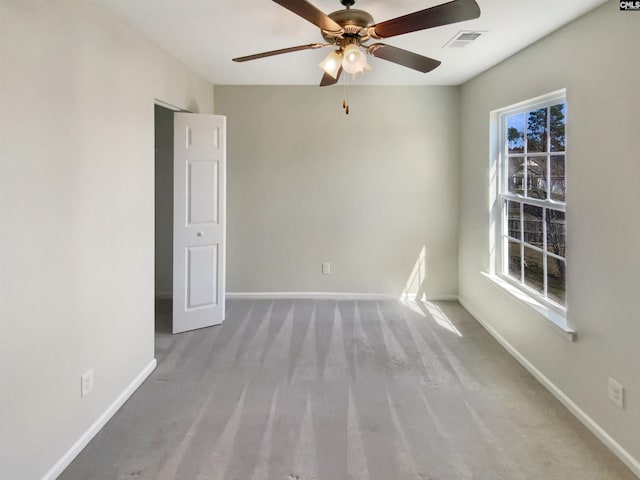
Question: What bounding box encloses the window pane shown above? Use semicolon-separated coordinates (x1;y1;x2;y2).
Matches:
546;209;566;257
547;257;566;306
507;113;525;153
524;246;544;294
550;103;566;152
499;96;567;313
526;156;547;199
508;156;524;194
550;155;565;201
507;201;520;239
508;241;521;280
526;108;548;153
523;204;543;248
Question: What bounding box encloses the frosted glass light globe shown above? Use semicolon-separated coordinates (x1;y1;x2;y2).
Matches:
342;44;368;75
319;50;343;79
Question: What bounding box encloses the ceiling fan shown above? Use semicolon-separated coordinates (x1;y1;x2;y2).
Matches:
232;0;481;86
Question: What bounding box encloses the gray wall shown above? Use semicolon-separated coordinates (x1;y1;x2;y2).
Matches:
0;1;213;478
154;105;174;297
459;0;640;470
216;86;460;298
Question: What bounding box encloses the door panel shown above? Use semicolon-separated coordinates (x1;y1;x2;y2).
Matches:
188;161;219;224
186;245;218;309
173;113;225;334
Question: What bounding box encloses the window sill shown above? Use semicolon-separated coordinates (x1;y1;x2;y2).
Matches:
481;272;576;342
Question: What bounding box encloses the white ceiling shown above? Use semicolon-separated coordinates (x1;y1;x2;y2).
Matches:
92;0;607;86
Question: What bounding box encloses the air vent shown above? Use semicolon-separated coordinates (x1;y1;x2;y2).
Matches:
444;30;484;48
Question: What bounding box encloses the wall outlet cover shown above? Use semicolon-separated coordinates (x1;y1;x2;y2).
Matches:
81;369;94;398
608;377;624;409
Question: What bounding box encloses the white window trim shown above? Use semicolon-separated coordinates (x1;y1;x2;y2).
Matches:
488;89;575;339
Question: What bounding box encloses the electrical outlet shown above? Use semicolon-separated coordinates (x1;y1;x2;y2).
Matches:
322;262;331;275
81;369;94;398
608;377;624;409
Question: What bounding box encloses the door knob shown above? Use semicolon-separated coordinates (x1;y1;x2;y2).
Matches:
197;232;204;237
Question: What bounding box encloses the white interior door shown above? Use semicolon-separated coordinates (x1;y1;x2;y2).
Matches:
173;113;226;334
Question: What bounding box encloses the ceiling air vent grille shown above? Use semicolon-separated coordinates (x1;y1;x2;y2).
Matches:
444;31;484;48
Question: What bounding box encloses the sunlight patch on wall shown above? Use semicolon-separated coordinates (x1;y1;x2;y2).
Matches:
401;246;426;301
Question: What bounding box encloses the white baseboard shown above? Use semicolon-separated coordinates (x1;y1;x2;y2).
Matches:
226;292;397;300
424;294;459;302
42;359;157;480
226;292;459;301
458;296;640;478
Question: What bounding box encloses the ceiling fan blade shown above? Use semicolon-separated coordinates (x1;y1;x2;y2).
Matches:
368;0;480;39
367;44;441;73
232;43;326;62
320;67;342;87
273;0;344;34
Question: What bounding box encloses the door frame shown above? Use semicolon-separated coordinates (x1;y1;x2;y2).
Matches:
154;99;184;113
153;98;186;334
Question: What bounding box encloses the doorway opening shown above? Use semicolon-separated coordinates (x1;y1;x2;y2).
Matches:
154;103;227;340
154;104;176;354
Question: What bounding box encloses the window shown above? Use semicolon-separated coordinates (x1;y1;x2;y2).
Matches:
497;92;567;314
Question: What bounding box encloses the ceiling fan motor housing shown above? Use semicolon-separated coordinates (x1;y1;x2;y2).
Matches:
321;9;374;42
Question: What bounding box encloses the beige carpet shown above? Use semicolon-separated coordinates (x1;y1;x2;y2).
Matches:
60;299;636;479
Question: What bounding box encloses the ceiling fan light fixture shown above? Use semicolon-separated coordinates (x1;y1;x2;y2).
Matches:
235;0;481;93
319;50;343;79
341;43;368;75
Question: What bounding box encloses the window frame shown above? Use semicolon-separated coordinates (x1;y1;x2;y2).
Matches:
496;91;568;318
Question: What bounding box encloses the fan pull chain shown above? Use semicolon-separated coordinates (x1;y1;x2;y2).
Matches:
342;74;350;115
